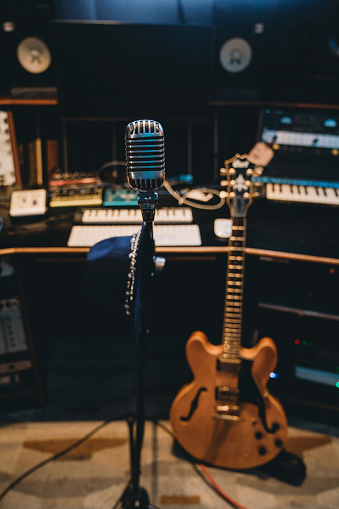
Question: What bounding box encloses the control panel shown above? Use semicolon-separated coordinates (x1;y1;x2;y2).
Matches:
9;189;47;217
0;110;18;186
49;170;103;207
259;109;339;180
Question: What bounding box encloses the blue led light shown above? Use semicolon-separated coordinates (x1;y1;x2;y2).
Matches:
324;118;337;128
270;372;279;379
280;116;292;125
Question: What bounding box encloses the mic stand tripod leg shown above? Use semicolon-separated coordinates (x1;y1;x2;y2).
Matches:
121;193;160;509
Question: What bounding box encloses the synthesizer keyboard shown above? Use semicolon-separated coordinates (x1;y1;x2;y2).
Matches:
266;183;339;205
256;109;339;206
80;207;193;224
254;177;339;206
67;224;201;247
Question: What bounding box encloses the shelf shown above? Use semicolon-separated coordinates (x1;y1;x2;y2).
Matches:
0;245;338;265
0;95;58;106
2;95;338;110
210;99;339;110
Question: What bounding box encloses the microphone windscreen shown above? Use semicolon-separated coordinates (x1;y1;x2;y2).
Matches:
125;119;165;191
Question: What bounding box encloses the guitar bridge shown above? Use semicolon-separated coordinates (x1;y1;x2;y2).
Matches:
214;404;241;421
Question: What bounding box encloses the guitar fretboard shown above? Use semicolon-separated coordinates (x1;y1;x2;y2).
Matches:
222;216;246;360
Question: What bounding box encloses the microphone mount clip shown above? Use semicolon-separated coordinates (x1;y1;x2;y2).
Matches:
138;190;158;222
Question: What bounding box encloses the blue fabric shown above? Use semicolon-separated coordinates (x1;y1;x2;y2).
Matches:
86;227;144;340
86;235;132;309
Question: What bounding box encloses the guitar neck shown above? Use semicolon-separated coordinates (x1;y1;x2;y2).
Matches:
222;216;247;360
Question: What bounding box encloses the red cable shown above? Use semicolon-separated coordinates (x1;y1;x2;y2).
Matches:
199;464;250;509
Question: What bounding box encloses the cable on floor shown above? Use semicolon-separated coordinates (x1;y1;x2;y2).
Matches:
0;417;118;504
198;464;250;509
155;420;251;509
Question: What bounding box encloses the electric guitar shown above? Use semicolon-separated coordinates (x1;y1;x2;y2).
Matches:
170;153;288;470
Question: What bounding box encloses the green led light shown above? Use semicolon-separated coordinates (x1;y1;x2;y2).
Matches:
336;382;339;389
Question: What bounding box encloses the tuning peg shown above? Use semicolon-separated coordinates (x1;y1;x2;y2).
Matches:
219;168;227;176
254;166;264;176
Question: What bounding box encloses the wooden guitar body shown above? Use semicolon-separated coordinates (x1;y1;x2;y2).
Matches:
170;330;288;470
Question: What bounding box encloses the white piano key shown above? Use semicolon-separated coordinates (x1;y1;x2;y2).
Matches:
302;186;316;202
280;184;293;199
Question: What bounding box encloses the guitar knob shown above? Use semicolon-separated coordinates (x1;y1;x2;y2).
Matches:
258;446;267;456
272;422;280;432
275;438;283;448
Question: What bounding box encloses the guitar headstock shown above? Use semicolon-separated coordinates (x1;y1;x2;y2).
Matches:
220;153;259;218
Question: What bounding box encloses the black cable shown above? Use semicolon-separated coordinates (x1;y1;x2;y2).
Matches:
111;479;133;509
0;417;117;504
12;213;74;231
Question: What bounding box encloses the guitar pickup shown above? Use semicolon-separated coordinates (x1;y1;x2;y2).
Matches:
217;357;241;372
215;386;240;402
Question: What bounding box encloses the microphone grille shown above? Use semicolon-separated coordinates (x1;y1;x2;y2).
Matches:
125;119;165;191
126;119;163;137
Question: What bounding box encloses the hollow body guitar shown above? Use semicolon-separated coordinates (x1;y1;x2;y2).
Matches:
170;154;288;470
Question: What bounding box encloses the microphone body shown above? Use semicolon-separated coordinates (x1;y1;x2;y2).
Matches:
125;119;165;192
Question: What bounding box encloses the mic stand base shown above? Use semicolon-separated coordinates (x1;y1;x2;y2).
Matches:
121;481;158;509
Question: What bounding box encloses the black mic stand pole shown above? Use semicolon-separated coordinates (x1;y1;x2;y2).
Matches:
120;190;160;509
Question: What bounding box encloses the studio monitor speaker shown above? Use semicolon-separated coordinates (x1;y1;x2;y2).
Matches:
212;0;339;104
212;0;282;101
0;0;56;95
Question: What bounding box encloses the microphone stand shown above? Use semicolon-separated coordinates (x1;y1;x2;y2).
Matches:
120;190;161;509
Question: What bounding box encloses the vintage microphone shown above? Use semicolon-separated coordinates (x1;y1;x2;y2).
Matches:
120;120;165;509
125;119;165;221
